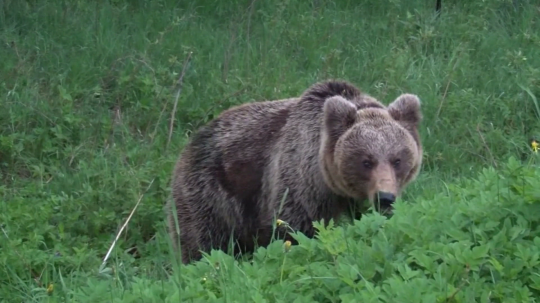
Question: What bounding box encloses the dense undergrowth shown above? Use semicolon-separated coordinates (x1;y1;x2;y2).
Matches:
1;0;540;301
68;158;540;301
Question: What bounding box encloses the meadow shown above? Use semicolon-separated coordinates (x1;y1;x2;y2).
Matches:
1;0;540;301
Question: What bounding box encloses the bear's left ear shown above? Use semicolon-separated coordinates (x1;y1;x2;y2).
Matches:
387;94;422;129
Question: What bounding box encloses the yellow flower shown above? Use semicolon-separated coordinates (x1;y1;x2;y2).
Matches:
276;219;284;226
532;140;538;153
46;283;54;294
284;240;292;252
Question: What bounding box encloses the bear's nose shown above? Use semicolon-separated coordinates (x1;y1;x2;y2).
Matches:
376;191;396;208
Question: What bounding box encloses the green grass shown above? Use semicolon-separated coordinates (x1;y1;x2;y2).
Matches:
1;0;540;301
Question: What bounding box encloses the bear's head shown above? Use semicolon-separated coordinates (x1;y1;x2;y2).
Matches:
319;93;422;214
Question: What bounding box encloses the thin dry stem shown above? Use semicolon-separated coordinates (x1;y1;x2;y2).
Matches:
101;178;155;268
476;123;497;168
245;0;257;71
167;51;193;149
436;51;461;119
222;22;237;83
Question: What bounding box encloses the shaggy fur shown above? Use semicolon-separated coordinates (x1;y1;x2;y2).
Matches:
167;79;423;264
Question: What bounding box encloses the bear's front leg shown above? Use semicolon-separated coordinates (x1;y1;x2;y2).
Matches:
271;195;317;245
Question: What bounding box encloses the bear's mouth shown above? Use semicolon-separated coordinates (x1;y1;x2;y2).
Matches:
374;203;394;215
372;192;396;215
373;197;395;215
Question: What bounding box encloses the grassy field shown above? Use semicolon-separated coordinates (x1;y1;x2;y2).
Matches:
1;0;540;301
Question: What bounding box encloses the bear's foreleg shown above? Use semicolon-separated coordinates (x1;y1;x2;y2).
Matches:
272;199;317;245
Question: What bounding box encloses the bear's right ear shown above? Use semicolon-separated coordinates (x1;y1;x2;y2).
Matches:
323;96;358;140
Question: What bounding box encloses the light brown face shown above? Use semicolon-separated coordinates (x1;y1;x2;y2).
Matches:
334;110;420;213
320;93;423;214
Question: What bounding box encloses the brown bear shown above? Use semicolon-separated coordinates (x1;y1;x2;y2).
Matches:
167;79;423;264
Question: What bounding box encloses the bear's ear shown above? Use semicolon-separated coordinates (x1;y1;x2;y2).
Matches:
323;95;358;140
387;94;422;129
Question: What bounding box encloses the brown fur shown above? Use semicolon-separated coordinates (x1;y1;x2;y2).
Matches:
167;80;423;264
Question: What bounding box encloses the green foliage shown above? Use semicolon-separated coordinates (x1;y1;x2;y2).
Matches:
1;0;540;301
9;157;538;302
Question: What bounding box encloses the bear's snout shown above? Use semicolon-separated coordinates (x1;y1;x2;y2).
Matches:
375;191;396;210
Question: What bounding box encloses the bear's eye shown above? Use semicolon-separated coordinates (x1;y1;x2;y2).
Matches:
362;160;373;169
392;159;401;168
